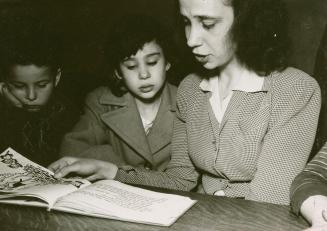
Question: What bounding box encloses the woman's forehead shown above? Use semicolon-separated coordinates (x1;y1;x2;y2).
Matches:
179;0;232;18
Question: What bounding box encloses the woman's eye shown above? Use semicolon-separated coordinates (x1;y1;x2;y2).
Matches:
202;22;215;30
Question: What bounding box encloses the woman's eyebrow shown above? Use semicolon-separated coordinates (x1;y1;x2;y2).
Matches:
197;15;222;21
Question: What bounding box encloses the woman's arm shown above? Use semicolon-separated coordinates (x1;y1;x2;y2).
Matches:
246;71;321;204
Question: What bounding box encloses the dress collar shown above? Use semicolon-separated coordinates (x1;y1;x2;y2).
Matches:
199;69;265;93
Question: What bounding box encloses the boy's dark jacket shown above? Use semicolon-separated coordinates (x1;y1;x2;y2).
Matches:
0;94;80;167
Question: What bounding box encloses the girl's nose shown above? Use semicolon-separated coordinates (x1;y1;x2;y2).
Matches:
139;66;150;79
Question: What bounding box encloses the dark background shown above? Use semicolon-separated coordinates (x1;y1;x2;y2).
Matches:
0;0;327;154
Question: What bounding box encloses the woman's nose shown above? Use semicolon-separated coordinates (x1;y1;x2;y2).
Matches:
186;26;202;48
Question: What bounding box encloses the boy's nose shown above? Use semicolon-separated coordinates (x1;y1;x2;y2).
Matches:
26;88;37;101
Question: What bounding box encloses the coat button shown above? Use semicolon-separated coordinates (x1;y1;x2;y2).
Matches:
144;162;152;170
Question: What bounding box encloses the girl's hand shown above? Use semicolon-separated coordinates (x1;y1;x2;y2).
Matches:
0;82;23;108
48;157;118;181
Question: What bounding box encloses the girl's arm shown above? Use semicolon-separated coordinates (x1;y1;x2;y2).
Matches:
59;89;119;163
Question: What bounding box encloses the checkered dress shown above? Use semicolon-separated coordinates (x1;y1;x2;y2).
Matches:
115;67;321;205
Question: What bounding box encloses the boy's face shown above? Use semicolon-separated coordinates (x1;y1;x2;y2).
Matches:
6;64;60;112
119;41;170;102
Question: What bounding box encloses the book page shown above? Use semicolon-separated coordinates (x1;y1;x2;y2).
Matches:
54;180;197;226
0;147;91;208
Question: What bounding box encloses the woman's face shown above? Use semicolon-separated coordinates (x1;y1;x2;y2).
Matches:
179;0;236;70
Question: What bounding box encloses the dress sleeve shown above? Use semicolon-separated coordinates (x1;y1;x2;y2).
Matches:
290;142;327;214
246;74;321;204
115;79;200;191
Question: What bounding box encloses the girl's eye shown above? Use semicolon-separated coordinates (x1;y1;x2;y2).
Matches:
147;60;158;66
126;65;136;70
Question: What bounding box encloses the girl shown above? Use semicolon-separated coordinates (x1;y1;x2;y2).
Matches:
58;14;177;174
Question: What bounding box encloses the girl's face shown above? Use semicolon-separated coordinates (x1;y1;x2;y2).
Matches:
119;41;170;102
179;0;236;70
7;65;60;112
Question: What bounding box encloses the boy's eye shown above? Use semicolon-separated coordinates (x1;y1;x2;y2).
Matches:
11;83;25;89
36;82;50;88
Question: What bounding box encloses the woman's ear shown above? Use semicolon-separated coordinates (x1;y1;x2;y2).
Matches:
55;68;61;87
165;62;171;71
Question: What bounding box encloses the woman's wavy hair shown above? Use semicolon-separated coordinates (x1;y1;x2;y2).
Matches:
104;14;175;96
229;0;290;75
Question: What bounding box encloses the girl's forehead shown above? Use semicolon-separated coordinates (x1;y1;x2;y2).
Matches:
124;41;164;60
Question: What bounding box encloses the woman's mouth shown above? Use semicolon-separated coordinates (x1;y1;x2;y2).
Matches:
194;54;209;63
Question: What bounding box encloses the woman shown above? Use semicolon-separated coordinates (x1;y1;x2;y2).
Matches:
49;0;321;205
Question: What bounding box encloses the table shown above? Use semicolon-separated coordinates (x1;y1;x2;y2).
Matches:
0;188;308;231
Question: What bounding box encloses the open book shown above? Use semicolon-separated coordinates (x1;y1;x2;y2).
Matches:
0;147;197;226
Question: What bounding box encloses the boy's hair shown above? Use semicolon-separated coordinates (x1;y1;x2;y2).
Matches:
0;21;61;80
104;14;174;96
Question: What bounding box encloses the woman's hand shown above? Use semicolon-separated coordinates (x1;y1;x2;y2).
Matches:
48;157;118;181
0;82;23;108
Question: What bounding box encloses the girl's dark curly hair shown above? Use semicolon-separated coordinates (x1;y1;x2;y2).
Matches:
104;14;175;96
229;0;290;75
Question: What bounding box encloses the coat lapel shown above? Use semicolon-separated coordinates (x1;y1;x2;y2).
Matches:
147;84;176;154
99;93;154;164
